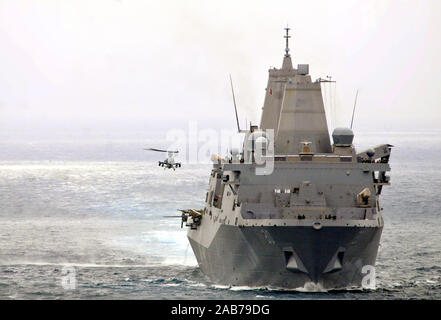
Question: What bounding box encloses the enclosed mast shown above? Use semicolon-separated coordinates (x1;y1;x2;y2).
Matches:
260;27;332;154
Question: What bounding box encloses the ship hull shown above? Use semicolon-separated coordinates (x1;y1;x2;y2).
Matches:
188;225;382;290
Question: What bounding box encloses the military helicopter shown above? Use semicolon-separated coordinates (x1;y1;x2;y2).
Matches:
144;148;181;170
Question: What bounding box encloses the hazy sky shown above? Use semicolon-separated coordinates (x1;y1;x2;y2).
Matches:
0;0;440;140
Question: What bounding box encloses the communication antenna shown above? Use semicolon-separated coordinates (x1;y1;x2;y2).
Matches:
284;25;291;57
229;74;242;133
350;89;359;129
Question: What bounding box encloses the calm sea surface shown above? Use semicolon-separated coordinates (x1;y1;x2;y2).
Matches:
0;131;440;299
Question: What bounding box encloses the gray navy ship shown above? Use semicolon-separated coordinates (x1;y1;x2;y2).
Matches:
181;28;392;290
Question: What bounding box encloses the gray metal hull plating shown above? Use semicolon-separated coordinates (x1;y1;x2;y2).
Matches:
188;225;382;290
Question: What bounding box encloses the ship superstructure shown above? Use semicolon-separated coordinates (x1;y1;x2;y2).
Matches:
181;28;392;289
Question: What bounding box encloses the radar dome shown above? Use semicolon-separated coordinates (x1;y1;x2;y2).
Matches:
332;127;354;146
255;136;269;150
230;148;239;156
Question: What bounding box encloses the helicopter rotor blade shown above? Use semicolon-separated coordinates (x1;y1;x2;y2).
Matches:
144;148;179;153
144;148;167;152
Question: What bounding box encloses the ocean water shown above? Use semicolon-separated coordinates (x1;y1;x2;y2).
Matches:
0;131;440;299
